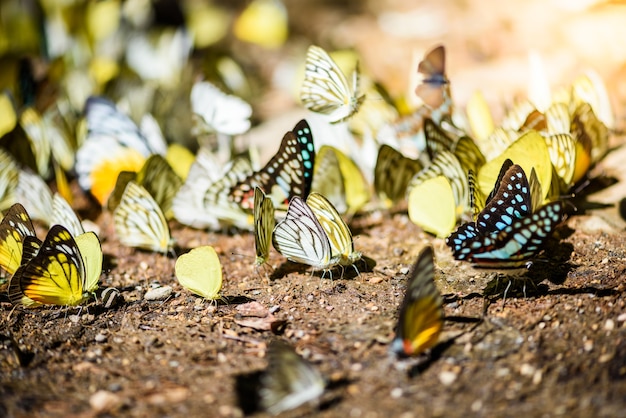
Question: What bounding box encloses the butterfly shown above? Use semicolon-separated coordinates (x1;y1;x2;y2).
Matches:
229;119;315;212
0;148;19;212
448;163;565;267
300;45;365;124
390;246;444;357
415;45;452;120
373;144;423;209
113;181;173;253
174;246;223;300
407;150;470;238
10;225;102;306
254;187;275;268
272;196;340;274
76;96;167;204
306;192;361;269
173;156;253;231
107;154;183;220
51;193;85;237
477;130;553;203
190;80;252;136
311;145;370;216
260;339;325;415
0;203;40;278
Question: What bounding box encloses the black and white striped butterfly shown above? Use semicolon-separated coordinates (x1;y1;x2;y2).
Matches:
300;45;365;124
272;196;341;274
229;120;315;212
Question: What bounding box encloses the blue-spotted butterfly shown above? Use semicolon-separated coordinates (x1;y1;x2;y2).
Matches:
447;161;564;267
229;120;315;211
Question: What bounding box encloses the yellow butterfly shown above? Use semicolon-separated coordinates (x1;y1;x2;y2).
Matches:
311;145;370;216
408;175;457;238
174;246;223;300
408;150;470;237
374;144;422;209
108;154;183;220
301;45;365;124
113;181;173;253
260;339;325;415
0;203;40;277
477;130;553;204
254;187;275;268
306;192;361;269
390;246;443;357
10;225;102;307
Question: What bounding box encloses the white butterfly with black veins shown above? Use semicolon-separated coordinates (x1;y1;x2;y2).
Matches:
272;196;340;274
301;45;365;124
260;339;325;415
114;181;172;253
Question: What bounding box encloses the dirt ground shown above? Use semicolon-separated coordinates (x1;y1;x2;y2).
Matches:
2;1;626;417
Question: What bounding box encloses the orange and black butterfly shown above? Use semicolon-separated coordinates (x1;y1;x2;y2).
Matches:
390;246;444;357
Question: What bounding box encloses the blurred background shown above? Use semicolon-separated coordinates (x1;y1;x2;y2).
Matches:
1;0;625;153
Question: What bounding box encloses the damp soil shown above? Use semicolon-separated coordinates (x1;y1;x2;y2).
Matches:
3;1;626;417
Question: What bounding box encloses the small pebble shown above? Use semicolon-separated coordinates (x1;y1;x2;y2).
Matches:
438;370;458;386
94;333;108;343
399;267;410;275
390;387;403;398
605;319;615;331
144;286;172;301
392;247;404;257
618;313;626;323
89;390;121;413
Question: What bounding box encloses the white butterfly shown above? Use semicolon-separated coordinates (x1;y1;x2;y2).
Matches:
172;157;252;231
75;96;167;202
52;193;85;237
272;196;340;273
114;181;172;253
300;45;365;124
15;169;54;226
191;81;252;136
125;28;193;88
260;339;325;415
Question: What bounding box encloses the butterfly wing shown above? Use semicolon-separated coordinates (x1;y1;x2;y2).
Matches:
0;149;19;212
391;246;444;357
415;45;450;112
260;339;325;415
19;225;89;306
459;202;564;267
272;197;336;270
374;144;423;208
74;232;103;294
301;45;364;124
136;154;183;220
0;203;38;276
114;181;172;253
254;187;275;267
230;120;315;211
306;192;360;266
52;193;85;237
175;246;223;300
311;146;347;215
